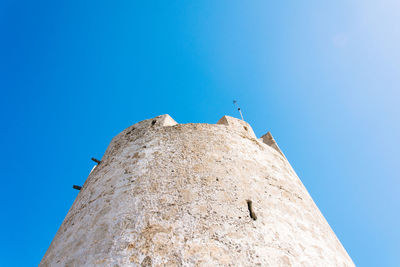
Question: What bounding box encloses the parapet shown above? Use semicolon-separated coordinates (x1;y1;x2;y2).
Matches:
260;132;286;158
138;114;178;128
216;115;257;139
215;116;286;159
120;114;286;158
128;115;257;139
152;114;178;127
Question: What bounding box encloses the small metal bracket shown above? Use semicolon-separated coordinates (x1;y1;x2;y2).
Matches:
73;185;82;190
91;158;101;164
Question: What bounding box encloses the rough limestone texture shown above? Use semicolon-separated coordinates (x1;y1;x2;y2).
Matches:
40;115;354;267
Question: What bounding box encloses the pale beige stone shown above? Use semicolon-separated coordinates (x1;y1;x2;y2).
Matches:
40;115;354;267
260;131;286;158
217;115;256;139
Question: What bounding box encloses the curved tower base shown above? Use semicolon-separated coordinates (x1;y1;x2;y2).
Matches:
40;115;354;266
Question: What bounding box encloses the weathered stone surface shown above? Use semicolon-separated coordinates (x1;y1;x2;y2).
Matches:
217;115;256;139
260;132;286;158
40;115;354;266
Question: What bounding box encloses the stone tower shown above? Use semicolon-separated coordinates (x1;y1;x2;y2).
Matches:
40;115;354;266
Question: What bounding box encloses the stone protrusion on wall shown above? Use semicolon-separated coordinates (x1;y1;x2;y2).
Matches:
260;132;286;158
217;115;257;139
151;114;178;127
124;114;177;133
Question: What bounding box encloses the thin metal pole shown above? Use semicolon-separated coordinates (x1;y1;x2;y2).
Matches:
233;100;244;121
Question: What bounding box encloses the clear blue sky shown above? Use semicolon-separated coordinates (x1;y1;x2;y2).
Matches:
1;1;399;266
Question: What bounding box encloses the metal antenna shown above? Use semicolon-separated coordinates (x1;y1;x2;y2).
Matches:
233;100;244;121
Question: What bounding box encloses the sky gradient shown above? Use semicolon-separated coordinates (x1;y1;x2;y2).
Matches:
1;1;399;266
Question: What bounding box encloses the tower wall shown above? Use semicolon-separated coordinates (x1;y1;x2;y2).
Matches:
40;115;354;266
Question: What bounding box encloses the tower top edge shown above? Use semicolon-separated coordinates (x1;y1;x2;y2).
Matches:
128;114;257;138
106;114;287;164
